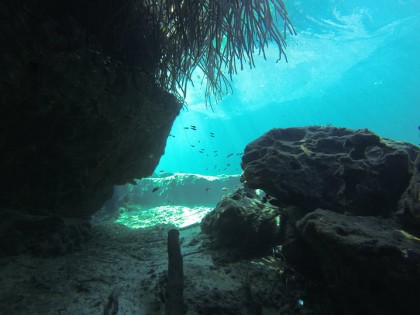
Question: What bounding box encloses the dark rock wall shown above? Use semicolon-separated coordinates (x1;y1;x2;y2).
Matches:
0;0;181;219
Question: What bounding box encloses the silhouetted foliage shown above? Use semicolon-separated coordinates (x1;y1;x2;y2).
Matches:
20;0;294;106
144;0;295;106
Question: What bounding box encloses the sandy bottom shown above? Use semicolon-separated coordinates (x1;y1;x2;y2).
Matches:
0;220;324;314
115;205;214;229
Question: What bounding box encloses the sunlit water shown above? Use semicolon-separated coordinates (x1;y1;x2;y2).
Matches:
116;0;420;229
158;0;420;176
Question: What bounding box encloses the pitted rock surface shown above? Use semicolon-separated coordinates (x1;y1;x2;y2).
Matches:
399;153;420;229
296;209;420;315
201;188;280;255
241;126;419;216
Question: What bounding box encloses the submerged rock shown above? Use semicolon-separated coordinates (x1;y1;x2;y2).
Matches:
398;153;420;230
201;188;280;255
239;126;420;314
0;209;90;256
296;209;420;315
241;126;418;216
0;0;181;255
118;173;241;208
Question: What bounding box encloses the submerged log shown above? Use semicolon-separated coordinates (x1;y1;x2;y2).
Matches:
165;229;184;315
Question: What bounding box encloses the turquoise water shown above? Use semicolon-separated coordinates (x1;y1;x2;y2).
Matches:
158;0;420;176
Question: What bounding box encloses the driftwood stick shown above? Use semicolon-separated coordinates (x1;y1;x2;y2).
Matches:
165;229;184;315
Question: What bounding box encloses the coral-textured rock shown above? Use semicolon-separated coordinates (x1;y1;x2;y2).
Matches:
241;126;419;216
296;209;420;315
240;126;420;314
201;188;280;255
399;153;420;230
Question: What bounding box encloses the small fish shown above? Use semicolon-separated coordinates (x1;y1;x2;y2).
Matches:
209;132;215;137
221;187;228;191
169;134;175;138
205;188;211;191
152;187;159;192
184;127;189;129
226;163;231;167
191;145;195;147
213;150;218;153
159;170;165;173
191;125;197;129
227;153;233;158
262;194;280;206
199;150;204;153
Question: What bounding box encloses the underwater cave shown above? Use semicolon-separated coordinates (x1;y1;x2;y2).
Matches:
1;0;420;314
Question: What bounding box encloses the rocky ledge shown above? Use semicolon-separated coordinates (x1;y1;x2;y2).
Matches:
0;0;181;256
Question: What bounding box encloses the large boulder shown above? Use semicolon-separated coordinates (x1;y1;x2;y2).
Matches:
240;126;420;314
201;188;280;255
296;209;420;315
0;0;181;218
241;126;419;216
0;0;181;255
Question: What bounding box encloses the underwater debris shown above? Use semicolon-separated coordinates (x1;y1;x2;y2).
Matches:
103;288;120;315
166;229;184;315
